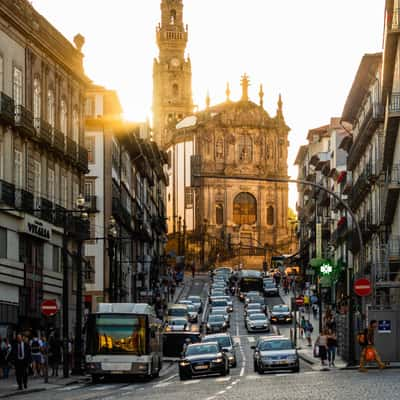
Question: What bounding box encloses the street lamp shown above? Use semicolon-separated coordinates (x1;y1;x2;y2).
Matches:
108;216;118;302
72;194;89;376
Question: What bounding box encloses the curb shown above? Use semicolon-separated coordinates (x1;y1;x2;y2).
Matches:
0;388;45;399
298;353;316;365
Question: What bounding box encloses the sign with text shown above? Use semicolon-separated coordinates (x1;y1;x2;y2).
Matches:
378;320;391;333
354;278;372;297
21;215;52;241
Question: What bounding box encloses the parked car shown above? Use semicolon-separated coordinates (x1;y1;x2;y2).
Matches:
179;342;230;380
252;336;299;373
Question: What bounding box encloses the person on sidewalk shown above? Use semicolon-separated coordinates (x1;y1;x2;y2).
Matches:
315;329;329;367
30;335;43;377
1;338;12;378
300;316;306;339
49;335;62;377
11;334;31;390
327;329;337;367
304;320;313;346
359;320;385;372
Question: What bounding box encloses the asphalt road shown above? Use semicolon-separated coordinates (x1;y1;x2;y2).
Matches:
12;275;400;400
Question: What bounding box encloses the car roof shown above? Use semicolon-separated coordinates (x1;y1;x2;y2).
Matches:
273;304;288;308
249;313;267;318
248;303;262;307
257;335;285;343
203;333;231;339
188;341;219;348
187;295;201;299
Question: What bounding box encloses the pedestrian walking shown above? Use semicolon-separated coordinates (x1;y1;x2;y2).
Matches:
315;329;329;366
304;320;313;346
300;316;306;339
327;329;337;367
0;338;11;378
48;335;62;377
12;334;31;390
191;262;195;279
358;320;385;372
30;335;43;377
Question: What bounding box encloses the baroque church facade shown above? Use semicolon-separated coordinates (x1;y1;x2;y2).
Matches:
153;0;293;266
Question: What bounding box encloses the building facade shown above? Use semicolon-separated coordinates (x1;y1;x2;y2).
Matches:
84;85;168;311
0;0;89;338
153;0;193;146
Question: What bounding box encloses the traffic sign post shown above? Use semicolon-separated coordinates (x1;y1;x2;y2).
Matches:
41;300;59;383
354;278;372;297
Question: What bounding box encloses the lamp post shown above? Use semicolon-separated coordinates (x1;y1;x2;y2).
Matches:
72;194;89;376
108;216;117;302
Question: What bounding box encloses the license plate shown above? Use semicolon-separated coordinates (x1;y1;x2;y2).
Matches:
276;360;288;365
195;365;209;370
102;363;131;371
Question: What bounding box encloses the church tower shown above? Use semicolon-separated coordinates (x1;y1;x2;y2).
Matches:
153;0;193;146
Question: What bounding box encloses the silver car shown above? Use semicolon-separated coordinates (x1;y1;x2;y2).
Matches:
246;313;270;333
202;333;238;367
253;336;299;373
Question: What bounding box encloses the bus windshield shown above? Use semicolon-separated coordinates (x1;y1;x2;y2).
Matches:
86;314;147;356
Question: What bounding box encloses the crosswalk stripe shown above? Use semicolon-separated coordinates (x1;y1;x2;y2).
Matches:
153;382;173;388
247;336;255;343
89;385;119;391
183;379;201;385
215;376;231;382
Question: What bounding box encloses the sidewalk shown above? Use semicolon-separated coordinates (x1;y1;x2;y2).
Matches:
0;373;89;399
279;290;347;370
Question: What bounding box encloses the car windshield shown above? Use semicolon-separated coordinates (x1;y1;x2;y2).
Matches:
247;291;260;296
208;315;224;322
248;303;262;309
212;300;228;307
187;305;196;312
249;297;264;303
188;297;200;303
170;319;186;325
259;339;293;351
273;305;289;312
168;308;187;317
249;314;266;320
203;336;232;348
264;283;276;288
186;344;219;356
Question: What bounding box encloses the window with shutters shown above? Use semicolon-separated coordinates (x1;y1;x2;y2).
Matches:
48;169;55;202
47;90;55;127
72;108;79;143
0;227;6;258
85;136;95;163
14;150;23;187
85;256;95;284
60;99;67;134
33;77;41;119
34;160;41;199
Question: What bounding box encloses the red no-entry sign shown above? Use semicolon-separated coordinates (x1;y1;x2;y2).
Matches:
354;278;372;297
41;299;59;317
295;296;304;305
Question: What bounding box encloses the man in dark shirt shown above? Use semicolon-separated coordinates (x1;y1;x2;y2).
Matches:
12;335;31;390
359;320;385;372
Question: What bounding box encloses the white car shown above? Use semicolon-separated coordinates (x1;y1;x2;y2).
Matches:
165;317;190;332
246;313;270;333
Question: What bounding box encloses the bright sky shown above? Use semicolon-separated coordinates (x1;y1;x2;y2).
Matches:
32;0;385;209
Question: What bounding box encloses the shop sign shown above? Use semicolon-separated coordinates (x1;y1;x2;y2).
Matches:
22;216;51;241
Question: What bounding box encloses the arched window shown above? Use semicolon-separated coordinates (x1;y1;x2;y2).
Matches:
238;135;252;162
172;83;179;97
33;77;41;119
47;89;55;127
216;204;224;225
60;99;67;134
233;192;257;225
267;205;274;225
170;9;176;24
215;138;224;160
72;108;79;143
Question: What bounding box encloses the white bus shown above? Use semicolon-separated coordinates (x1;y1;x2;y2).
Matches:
85;303;163;382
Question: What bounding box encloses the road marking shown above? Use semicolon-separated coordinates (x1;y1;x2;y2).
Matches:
226;385;233;390
215;376;231;382
236;322;239;336
159;373;178;383
234;336;241;344
232;379;239;385
245;374;259;380
247;336;255;343
217;390;226;395
90;385;119;391
205;397;216;400
240;367;245;376
137;387;145;391
184;379;201;385
153;382;172;388
56;385;84;391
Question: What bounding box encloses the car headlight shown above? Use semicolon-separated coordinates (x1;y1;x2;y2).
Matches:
213;358;224;363
179;360;190;366
207;324;211;328
287;355;297;362
165;326;172;332
228;355;235;361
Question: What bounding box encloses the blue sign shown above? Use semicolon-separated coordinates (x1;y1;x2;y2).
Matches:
378;320;391;333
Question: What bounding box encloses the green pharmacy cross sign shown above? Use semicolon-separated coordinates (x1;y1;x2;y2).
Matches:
320;263;333;275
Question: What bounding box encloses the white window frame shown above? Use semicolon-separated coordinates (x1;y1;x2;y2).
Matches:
60;99;67;135
13;67;23;106
48;168;55;203
33;77;41;119
72;108;79;143
47;89;55;127
14;149;22;187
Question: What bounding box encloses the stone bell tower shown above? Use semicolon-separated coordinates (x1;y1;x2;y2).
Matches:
153;0;193;146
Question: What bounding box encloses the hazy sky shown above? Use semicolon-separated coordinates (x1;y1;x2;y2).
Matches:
32;0;385;208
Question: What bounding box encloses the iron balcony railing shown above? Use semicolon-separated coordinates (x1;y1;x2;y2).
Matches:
0;92;15;125
0;179;15;207
389;93;400;114
34;118;52;146
387;163;400;186
15;105;35;138
66;137;77;161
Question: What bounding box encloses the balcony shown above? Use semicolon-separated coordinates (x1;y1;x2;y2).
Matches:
15;105;35;138
112;197;133;230
349;171;371;211
383;163;400;224
0;92;15;126
15;189;34;211
66;215;90;239
383;93;400;170
78;145;89;172
34;118;52;146
53;129;65;154
54;205;66;227
37;197;53;223
66;137;77;162
151;215;168;234
84;195;97;213
0;179;15;207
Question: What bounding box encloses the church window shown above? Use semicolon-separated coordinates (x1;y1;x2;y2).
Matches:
170;9;176;25
267;205;274;225
216;204;224;225
233;192;257;225
238;135;252;162
215;138;224;160
172;83;179;97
